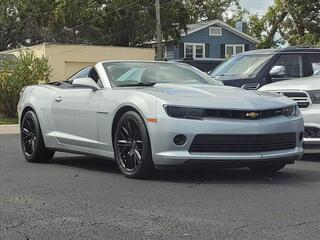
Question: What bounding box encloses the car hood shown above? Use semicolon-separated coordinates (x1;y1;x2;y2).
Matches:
138;84;295;110
260;76;320;91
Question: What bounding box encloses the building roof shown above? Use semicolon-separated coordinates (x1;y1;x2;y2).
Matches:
181;19;260;44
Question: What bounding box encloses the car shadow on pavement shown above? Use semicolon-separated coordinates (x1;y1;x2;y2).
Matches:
301;154;320;162
50;154;320;185
51;155;119;173
153;168;301;184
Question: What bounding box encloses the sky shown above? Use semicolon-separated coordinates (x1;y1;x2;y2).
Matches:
239;0;275;15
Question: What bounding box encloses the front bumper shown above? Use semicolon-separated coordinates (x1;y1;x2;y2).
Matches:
148;115;304;166
301;107;320;153
154;149;303;166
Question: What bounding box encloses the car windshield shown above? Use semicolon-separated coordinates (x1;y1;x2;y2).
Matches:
103;62;220;87
210;54;273;78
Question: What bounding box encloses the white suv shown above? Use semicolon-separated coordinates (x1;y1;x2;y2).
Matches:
260;75;320;153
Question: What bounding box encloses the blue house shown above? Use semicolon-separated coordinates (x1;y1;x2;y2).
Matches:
163;20;259;61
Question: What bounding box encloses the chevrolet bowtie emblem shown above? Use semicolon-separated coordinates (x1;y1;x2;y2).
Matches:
245;112;260;118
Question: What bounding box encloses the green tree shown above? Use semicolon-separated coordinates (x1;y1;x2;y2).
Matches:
283;0;320;45
0;51;51;117
248;0;320;48
185;0;241;22
0;0;24;51
91;0;189;46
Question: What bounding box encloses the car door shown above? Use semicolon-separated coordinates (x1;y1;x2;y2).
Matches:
51;67;103;150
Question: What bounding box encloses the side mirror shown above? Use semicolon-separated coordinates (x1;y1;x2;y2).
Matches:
269;65;286;79
72;77;100;91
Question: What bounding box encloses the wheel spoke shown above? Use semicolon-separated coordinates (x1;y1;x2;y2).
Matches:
134;149;141;163
125;120;133;138
117;140;132;147
136;140;143;151
133;128;141;140
24;139;31;151
23;128;30;136
23;135;32;140
26;119;31;130
31;137;36;153
121;126;130;139
127;152;133;169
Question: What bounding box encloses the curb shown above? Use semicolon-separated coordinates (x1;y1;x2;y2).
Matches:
0;124;20;134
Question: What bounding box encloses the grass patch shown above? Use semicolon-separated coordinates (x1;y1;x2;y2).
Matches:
0;117;18;125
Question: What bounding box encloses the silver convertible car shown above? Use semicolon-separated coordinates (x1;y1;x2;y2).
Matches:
18;61;304;178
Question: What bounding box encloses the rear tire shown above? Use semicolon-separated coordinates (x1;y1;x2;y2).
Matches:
249;163;286;173
114;111;154;179
21;111;55;163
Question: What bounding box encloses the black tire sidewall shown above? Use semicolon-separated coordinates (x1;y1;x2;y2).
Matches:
114;111;154;178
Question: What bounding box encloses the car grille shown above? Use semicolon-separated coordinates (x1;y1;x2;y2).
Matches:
304;127;320;138
189;133;296;153
204;108;289;120
274;91;310;108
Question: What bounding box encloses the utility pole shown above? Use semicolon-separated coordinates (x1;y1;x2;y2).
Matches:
155;0;162;61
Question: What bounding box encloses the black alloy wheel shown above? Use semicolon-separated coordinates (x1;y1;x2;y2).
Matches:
21;111;55;162
114;111;154;179
22;116;37;157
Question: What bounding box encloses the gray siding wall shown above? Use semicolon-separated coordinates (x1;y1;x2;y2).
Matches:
171;24;256;60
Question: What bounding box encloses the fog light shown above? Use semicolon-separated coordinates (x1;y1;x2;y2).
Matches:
299;132;304;142
173;134;187;146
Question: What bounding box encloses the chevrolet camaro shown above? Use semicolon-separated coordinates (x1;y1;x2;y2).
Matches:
18;61;304;178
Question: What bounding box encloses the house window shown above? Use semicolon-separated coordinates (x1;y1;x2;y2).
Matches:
164;46;174;60
225;44;245;58
209;27;222;36
196;45;204;58
185;44;194;58
184;43;205;59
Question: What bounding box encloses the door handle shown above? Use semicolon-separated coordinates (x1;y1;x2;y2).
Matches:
55;96;62;102
241;83;260;90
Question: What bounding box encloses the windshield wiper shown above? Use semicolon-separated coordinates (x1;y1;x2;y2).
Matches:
116;82;157;87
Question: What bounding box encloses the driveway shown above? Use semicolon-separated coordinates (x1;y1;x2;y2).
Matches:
1;134;320;240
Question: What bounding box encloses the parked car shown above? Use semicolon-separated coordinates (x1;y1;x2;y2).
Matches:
209;47;320;90
18;61;303;179
260;75;320;153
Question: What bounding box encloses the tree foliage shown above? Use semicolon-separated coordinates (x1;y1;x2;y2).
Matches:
185;0;241;22
0;0;246;49
0;51;51;117
248;0;320;48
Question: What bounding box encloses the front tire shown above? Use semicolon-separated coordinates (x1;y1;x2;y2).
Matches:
114;111;154;179
249;163;286;173
21;111;55;163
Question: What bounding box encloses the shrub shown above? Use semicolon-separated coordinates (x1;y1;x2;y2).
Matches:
0;51;51;118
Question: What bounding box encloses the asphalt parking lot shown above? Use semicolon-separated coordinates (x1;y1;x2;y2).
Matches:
1;134;320;240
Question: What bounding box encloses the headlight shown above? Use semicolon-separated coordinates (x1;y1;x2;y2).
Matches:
164;105;205;120
307;90;320;104
282;105;299;117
